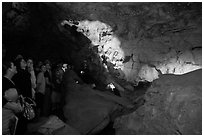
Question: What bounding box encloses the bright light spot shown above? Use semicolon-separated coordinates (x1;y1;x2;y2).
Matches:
107;83;115;91
80;71;84;74
61;20;125;70
157;61;202;75
91;83;96;88
62;64;68;72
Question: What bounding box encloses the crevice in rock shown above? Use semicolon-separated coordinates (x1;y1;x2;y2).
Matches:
191;46;202;50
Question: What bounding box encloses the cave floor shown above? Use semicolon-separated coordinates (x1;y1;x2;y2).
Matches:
26;76;151;135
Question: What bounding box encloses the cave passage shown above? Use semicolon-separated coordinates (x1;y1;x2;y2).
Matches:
2;2;202;135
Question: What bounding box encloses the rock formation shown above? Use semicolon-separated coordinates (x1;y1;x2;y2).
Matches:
55;2;202;83
2;2;202;135
113;69;202;135
3;2;202;84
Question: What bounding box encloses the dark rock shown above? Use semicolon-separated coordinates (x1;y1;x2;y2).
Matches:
62;68;133;134
114;69;202;135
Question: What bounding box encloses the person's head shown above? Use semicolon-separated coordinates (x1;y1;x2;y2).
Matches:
3;61;17;76
44;60;51;70
45;60;51;70
20;58;27;70
40;64;46;73
4;88;19;102
14;57;27;70
15;54;23;60
27;59;33;68
55;67;64;80
45;63;51;71
37;61;42;67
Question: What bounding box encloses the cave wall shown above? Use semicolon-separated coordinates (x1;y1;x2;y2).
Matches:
2;2;202;84
2;2;87;62
55;2;202;83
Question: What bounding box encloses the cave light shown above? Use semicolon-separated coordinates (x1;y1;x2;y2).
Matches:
61;20;202;83
107;83;116;91
61;20;125;70
62;63;68;72
80;70;85;74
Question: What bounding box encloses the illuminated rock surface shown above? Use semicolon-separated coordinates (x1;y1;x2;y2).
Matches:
56;2;202;83
3;2;202;83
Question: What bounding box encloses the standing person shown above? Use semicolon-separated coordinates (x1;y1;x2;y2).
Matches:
2;61;17;106
13;57;32;98
27;58;36;99
35;61;43;76
36;64;46;116
44;60;52;87
2;61;23;135
43;60;53;116
52;66;64;111
12;57;32;134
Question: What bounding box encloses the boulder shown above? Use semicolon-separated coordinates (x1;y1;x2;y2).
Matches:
62;69;133;134
114;69;202;135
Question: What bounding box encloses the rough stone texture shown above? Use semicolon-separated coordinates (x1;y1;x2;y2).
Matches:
61;68;134;134
56;2;202;83
113;69;202;135
3;2;202;84
2;2;202;135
